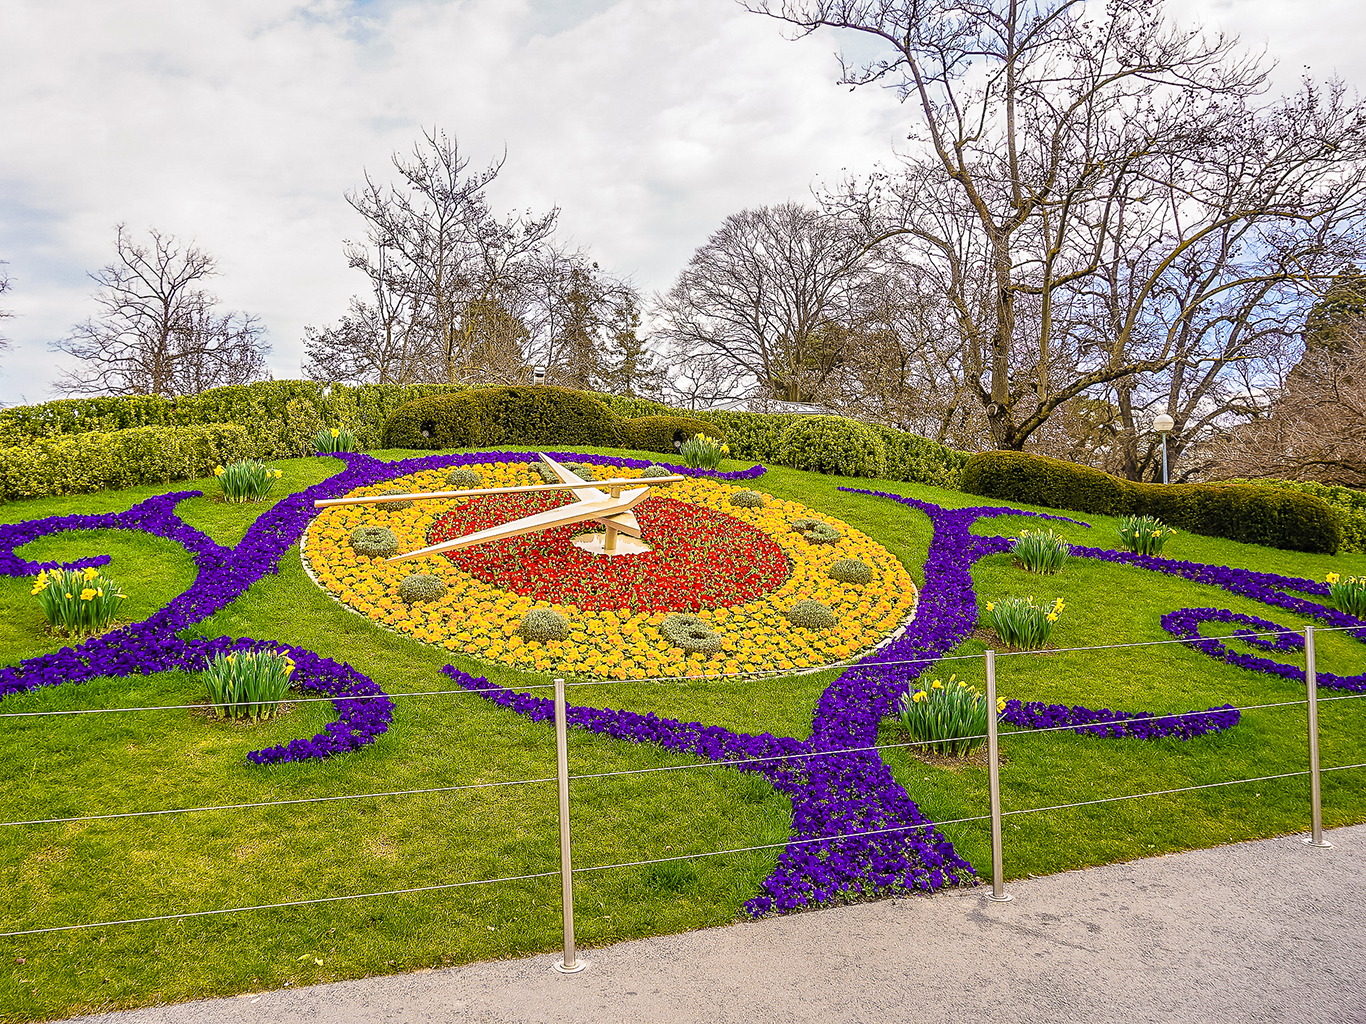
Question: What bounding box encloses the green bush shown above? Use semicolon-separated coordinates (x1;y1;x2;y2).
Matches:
776;416;887;478
786;599;837;629
660;613;722;654
398;573;447;604
876;427;969;489
380;387;624;450
961;451;1343;554
619;416;724;455
445;467;484;489
640;465;674;485
349;526;399;559
520;608;570;642
0;423;251;503
1225;478;1366;553
829;558;872;584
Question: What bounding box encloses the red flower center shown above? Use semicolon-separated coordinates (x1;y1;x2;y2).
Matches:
427;493;790;612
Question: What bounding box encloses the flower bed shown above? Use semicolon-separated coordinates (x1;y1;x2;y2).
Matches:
304;462;917;678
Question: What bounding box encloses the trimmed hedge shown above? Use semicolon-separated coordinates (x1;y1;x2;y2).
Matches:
618;415;723;455
778;416;887;478
380;387;624;450
1225;478;1366;553
0;424;252;503
961;451;1343;553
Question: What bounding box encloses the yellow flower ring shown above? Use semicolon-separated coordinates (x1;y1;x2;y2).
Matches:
303;461;918;679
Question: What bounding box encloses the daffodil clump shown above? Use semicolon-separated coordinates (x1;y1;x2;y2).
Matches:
896;674;1001;756
985;595;1065;651
31;566;126;636
1326;572;1366;618
314;426;359;454
215;460;284;503
202;649;296;721
303;462;918;679
679;433;730;470
1117;515;1176;556
1010;528;1070;574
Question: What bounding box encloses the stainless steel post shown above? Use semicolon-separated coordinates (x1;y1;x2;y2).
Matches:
984;649;1012;901
552;678;587;972
1161;434;1169;485
1303;628;1333;849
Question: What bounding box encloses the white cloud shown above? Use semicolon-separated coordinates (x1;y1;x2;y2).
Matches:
0;0;1360;404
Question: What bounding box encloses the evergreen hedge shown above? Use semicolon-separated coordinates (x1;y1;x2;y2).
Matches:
961;451;1343;553
1224;478;1366;553
379;387;626;449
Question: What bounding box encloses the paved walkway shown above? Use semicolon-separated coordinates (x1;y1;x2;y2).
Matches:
64;825;1365;1024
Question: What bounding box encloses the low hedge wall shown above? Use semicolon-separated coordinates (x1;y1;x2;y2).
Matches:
618;415;724;454
1224;478;1366;553
0;424;252;503
380;387;626;449
961;451;1343;553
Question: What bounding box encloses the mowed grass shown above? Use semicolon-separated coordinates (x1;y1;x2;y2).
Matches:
0;448;1362;1021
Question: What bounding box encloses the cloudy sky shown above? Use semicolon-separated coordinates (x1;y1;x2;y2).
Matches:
0;0;1361;407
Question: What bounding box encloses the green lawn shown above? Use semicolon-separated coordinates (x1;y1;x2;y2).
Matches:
0;447;1362;1021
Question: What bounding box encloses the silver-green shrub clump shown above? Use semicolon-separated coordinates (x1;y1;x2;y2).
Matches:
729;490;766;508
350;526;399;558
202;648;295;722
380;489;413;511
829;558;872;585
214;459;283;504
398;573;447;604
896;675;992;756
661;613;722;654
1011;529;1070;574
520;608;570;642
532;463;559;484
445;467;484;488
790;518;841;544
786;600;836;629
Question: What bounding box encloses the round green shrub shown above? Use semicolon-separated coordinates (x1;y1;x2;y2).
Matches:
790;518;842;544
445;467;484;489
640;465;674;487
398;573;447;604
829;558;872;584
660;613;723;654
562;462;596;479
519;608;570;642
776;416;887;478
349;526;399;558
532;462;560;484
380;488;413;511
786;600;837;629
729;490;766;508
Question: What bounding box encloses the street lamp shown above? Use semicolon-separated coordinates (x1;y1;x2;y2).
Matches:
1153;413;1174;484
532;365;546;385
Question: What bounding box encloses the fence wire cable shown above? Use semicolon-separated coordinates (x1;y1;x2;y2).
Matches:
0;869;562;938
0;775;557;829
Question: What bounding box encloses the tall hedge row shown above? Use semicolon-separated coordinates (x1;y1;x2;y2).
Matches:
0;424;252;502
961;451;1343;553
1224;478;1366;553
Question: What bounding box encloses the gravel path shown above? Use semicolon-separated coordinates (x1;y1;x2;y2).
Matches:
59;825;1365;1024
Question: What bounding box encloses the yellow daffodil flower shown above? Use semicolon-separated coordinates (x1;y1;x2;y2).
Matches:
330;428;340;438
80;588;96;601
214;466;225;477
931;679;944;689
1326;572;1340;584
83;566;99;582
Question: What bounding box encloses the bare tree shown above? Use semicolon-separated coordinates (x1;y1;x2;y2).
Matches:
53;226;268;397
654;203;881;403
748;0;1366;454
1207;328;1366;486
342;128;557;384
0;261;12;357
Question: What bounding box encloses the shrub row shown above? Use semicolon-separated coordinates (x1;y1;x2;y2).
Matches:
378;386;722;455
1223;478;1366;553
0;424;252;503
961;451;1343;554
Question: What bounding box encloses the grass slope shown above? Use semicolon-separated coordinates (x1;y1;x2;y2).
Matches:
0;448;1362;1021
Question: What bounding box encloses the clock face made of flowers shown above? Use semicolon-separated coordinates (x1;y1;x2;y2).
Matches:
304;456;919;678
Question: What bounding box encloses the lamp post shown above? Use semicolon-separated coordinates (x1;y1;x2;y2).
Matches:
532;365;546;385
1153;414;1174;484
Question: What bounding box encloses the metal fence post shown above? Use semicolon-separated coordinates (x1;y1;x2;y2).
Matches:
1303;628;1333;849
984;649;1012;902
552;678;587;972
